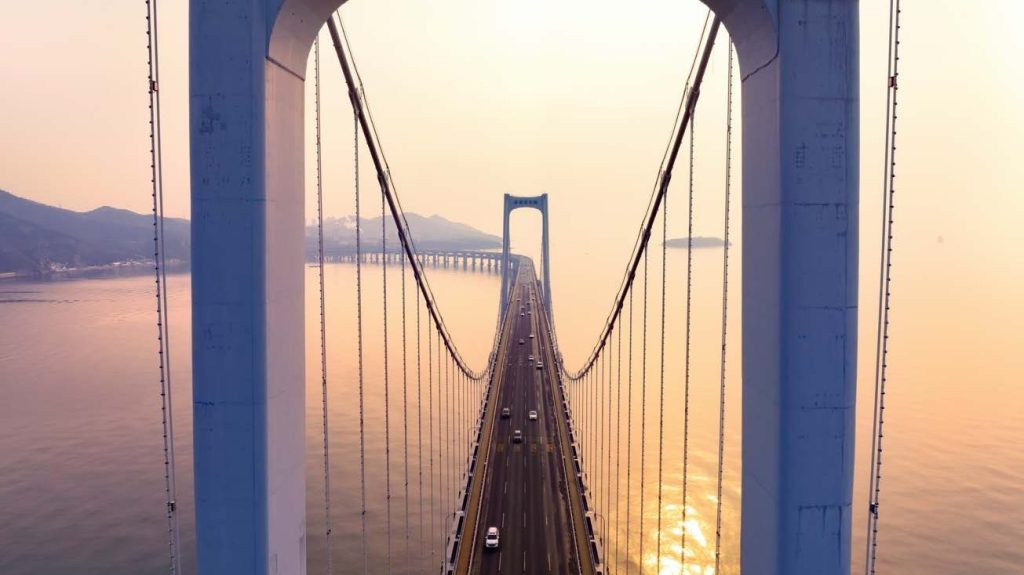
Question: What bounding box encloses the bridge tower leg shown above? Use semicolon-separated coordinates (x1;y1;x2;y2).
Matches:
500;198;510;316
188;1;344;573
705;1;860;574
540;195;552;316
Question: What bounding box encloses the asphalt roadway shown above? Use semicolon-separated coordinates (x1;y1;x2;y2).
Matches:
468;263;580;574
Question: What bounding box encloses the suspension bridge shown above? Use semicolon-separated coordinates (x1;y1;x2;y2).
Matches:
144;0;903;573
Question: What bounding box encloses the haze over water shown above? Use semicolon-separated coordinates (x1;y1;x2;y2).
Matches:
1;227;1021;574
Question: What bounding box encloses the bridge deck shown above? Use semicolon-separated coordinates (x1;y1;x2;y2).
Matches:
455;261;593;574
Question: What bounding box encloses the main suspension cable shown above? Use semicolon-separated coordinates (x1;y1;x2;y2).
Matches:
144;0;180;570
565;17;721;379
713;41;735;575
313;34;334;575
866;0;903;572
326;15;486;380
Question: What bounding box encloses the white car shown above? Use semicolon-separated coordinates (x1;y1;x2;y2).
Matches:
529;334;535;339
528;355;534;362
485;526;500;549
528;410;538;421
536;362;543;370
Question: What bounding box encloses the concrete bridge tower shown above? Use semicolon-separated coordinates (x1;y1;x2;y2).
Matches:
500;193;551;317
188;1;858;573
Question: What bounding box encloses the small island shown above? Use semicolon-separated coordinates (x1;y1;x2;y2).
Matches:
664;236;729;249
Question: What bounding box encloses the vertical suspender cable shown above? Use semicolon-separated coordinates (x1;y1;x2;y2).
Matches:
437;326;444;558
656;173;669;572
417;289;424;562
866;1;902;572
625;289;634;575
401;250;410;568
313;35;334;575
144;1;179;571
428;321;435;564
585;366;593;478
605;337;613;549
588;370;593;479
638;249;649;569
353;112;369;575
713;42;735;575
445;350;452;540
584;370;589;480
594;361;598;492
463;368;468;478
444;350;449;538
681;104;697;570
605;351;610;544
615;320;623;572
381;159;393;573
460;362;465;492
599;353;604;545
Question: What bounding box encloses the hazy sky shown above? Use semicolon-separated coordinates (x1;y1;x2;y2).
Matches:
2;5;1023;565
1;0;1022;302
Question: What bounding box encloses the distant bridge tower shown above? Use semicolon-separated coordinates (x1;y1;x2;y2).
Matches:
500;193;551;318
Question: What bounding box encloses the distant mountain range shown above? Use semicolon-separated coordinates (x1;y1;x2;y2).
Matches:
309;213;501;258
0;190;190;276
0;190;500;276
664;236;729;249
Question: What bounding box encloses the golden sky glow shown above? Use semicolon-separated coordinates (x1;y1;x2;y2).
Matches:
1;3;1022;572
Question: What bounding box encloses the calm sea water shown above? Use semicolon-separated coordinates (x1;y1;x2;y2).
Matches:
0;252;1021;574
